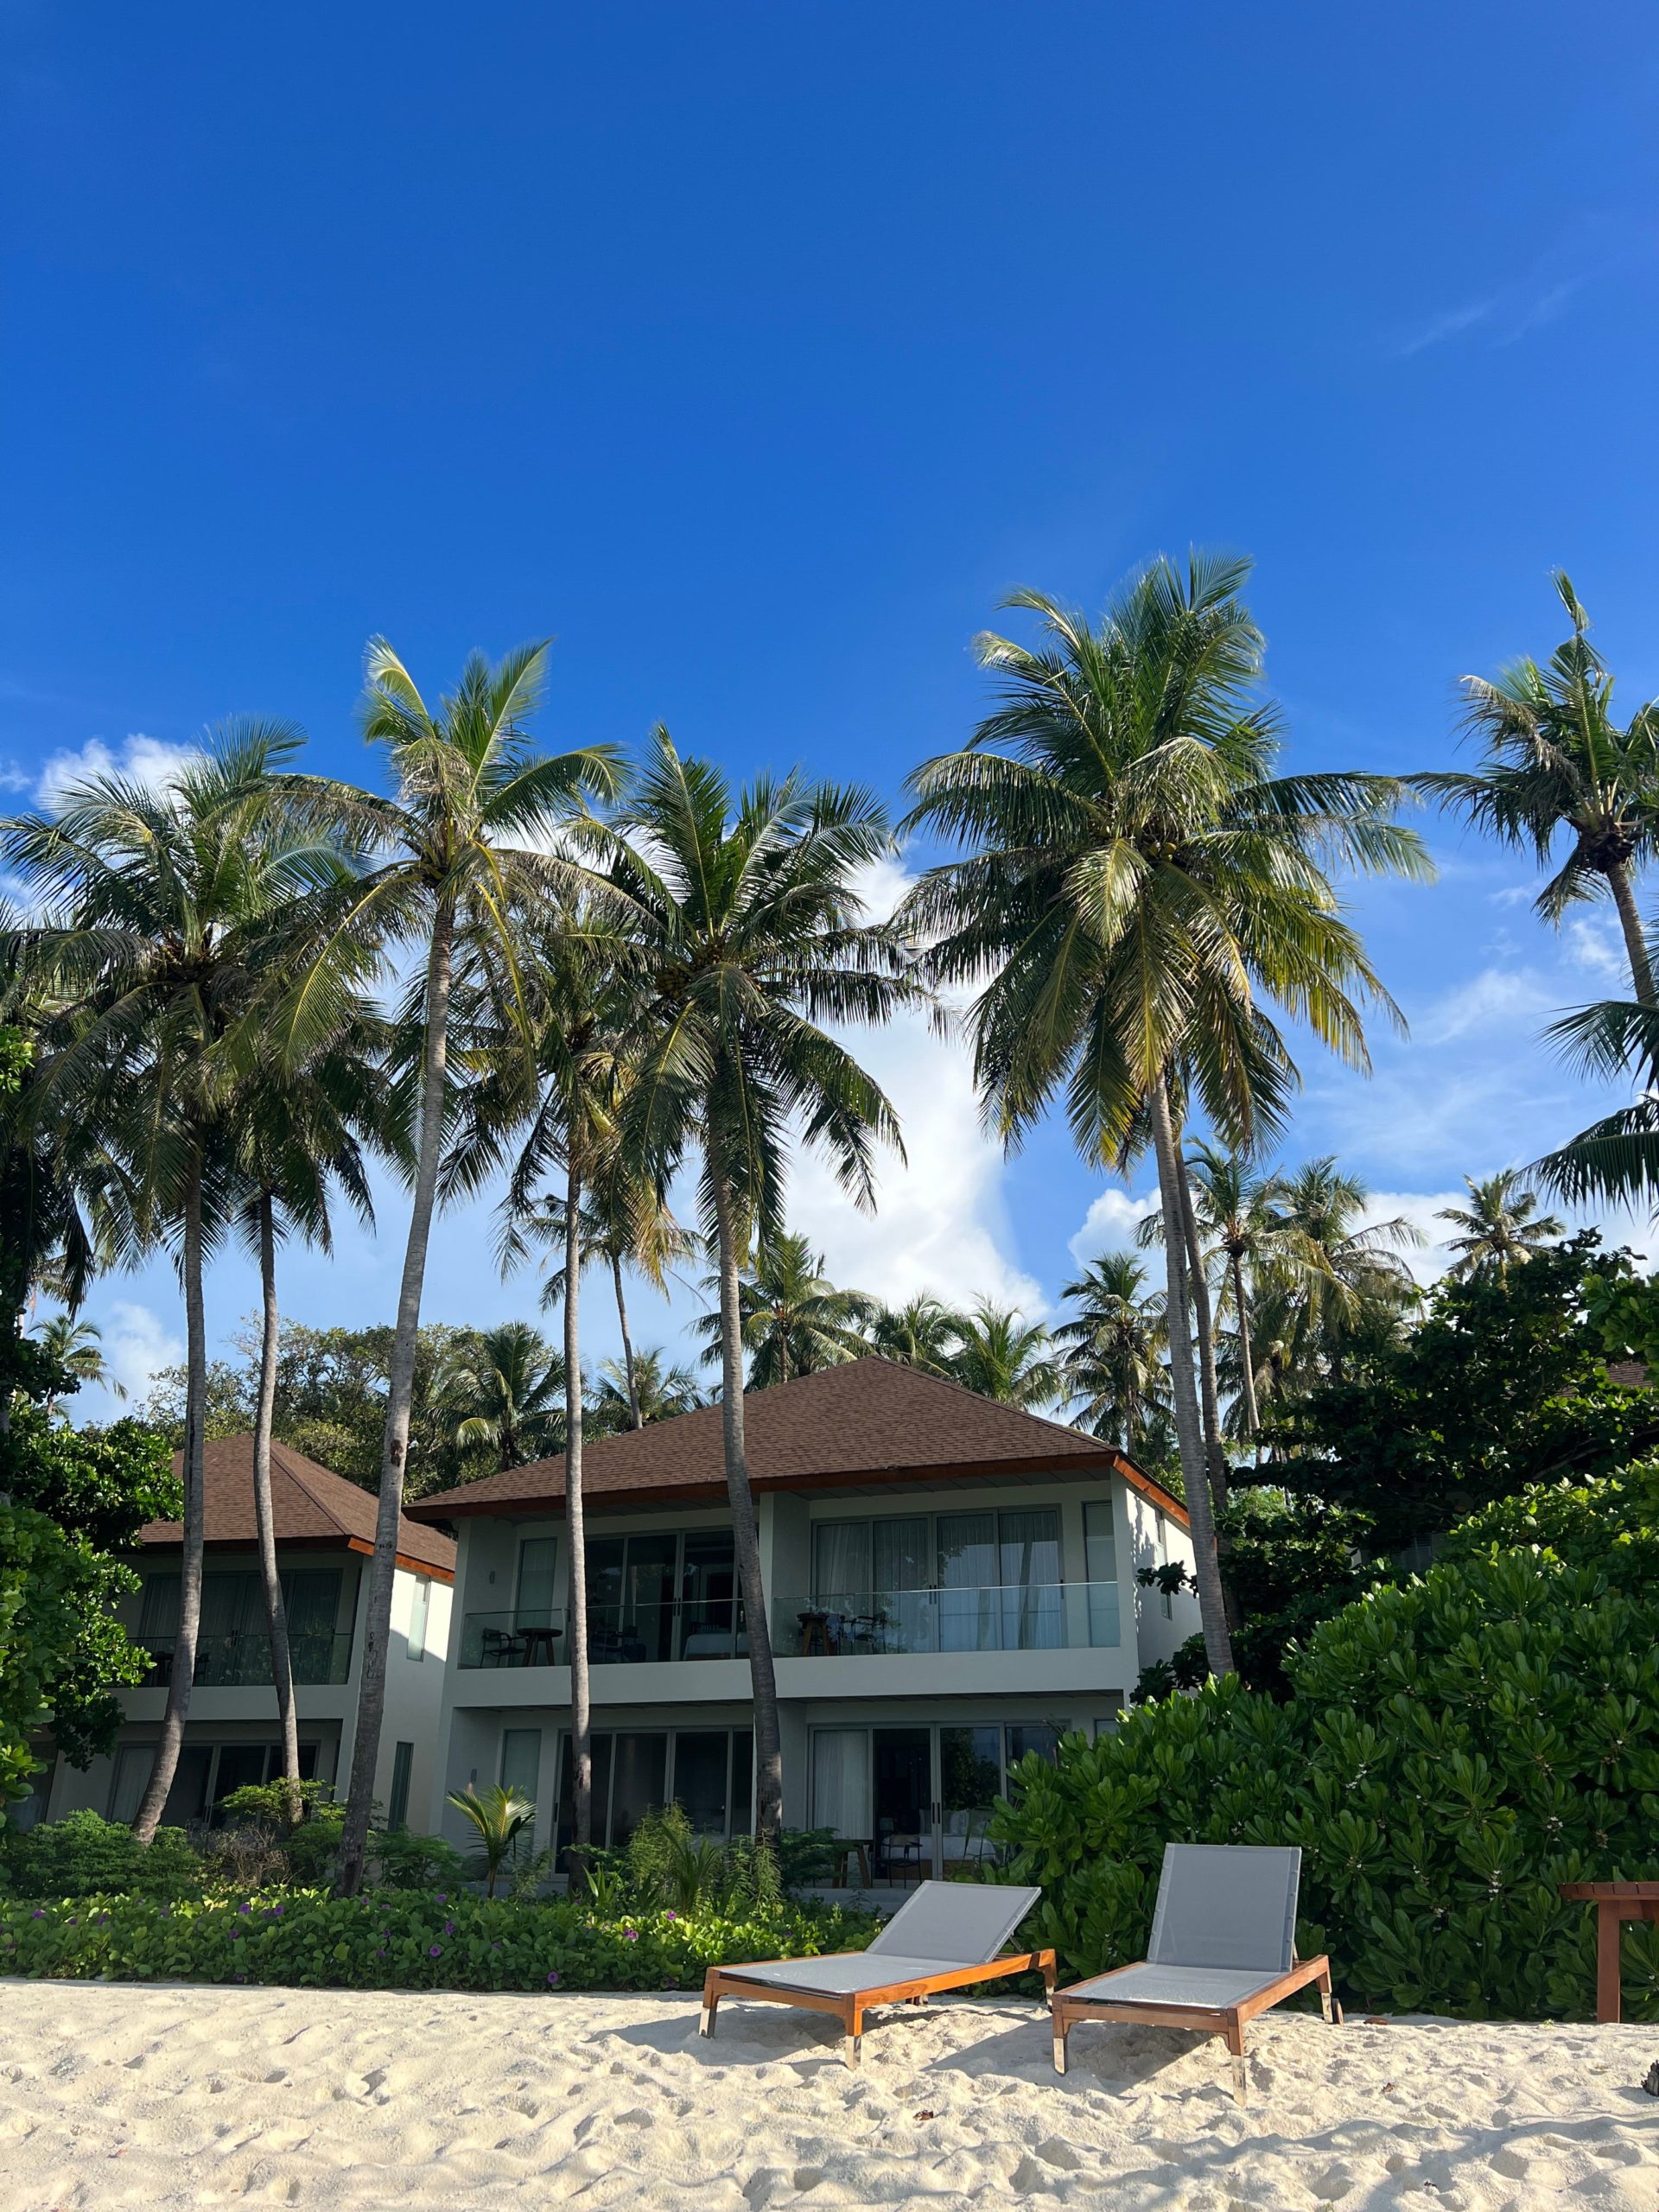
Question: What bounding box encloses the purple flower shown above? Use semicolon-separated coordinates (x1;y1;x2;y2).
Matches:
443;1919;454;1934
436;1893;448;1904
377;1945;388;1956
67;1916;78;1925
546;1969;561;1986
664;1910;677;1922
29;1910;43;1921
622;1929;639;1943
429;1944;442;1958
235;1973;246;1983
273;1904;284;1916
238;1903;251;1916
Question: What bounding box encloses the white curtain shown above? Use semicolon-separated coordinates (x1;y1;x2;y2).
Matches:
812;1521;870;1605
811;1729;871;1839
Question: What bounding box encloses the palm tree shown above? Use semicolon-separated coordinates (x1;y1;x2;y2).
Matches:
947;1300;1062;1409
230;1011;385;1821
2;721;350;1839
296;639;620;1897
591;1348;702;1431
1417;573;1659;1002
29;1312;120;1417
861;1294;965;1378
1529;995;1659;1215
1435;1170;1564;1280
436;1321;567;1469
1053;1254;1170;1453
900;554;1430;1676
695;1230;873;1389
1269;1157;1422;1370
586;730;915;1837
447;1783;536;1899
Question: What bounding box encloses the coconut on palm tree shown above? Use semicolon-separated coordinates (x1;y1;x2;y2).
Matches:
1436;1171;1564;1280
901;553;1431;1676
1053;1254;1170;1454
3;721;359;1838
1417;573;1659;1003
695;1231;873;1389
291;639;619;1896
585;729;915;1837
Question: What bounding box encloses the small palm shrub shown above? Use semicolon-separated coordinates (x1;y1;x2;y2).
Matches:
994;1481;1659;2021
448;1784;536;1898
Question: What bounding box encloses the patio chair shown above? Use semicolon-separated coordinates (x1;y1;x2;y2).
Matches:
698;1878;1052;2067
1050;1843;1339;2098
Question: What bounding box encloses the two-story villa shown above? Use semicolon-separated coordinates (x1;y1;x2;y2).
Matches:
406;1358;1197;1876
36;1435;455;1834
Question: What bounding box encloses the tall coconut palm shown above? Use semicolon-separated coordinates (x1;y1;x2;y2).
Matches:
861;1294;965;1378
1435;1170;1564;1280
435;1320;568;1469
585;730;915;1837
229;1014;385;1821
29;1312;120;1417
901;554;1431;1676
946;1300;1062;1409
695;1230;873;1389
1269;1157;1422;1369
2;722;352;1839
293;639;620;1897
1529;995;1659;1214
1053;1254;1170;1453
1417;574;1659;1002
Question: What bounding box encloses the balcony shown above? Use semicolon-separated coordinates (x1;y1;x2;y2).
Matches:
778;1581;1120;1656
140;1628;353;1689
458;1599;748;1670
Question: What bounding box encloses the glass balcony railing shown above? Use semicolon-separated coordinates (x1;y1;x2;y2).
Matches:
458;1599;748;1670
779;1581;1121;1656
140;1628;353;1689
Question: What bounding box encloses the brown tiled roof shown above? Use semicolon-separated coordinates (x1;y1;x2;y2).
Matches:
404;1357;1186;1526
138;1435;456;1580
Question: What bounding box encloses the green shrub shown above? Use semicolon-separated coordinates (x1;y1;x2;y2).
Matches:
372;1827;464;1891
0;1810;201;1900
0;1885;877;1993
994;1521;1659;2022
218;1778;336;1830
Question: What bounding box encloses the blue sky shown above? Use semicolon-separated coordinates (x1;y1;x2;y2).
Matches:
4;3;1658;1411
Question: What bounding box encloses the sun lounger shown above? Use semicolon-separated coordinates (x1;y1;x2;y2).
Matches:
1050;1843;1338;2097
699;1878;1052;2066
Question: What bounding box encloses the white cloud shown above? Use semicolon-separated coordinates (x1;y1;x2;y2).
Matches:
1417;965;1557;1044
1067;1186;1160;1268
99;1300;183;1415
1564;915;1626;982
35;733;200;810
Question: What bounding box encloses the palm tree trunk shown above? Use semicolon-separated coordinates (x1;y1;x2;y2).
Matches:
1148;1077;1235;1677
565;1160;594;1868
1173;1149;1230;1520
1606;860;1655;1006
254;1192;302;1824
611;1254;643;1429
1230;1252;1261;1434
336;904;454;1896
133;1147;207;1842
709;1166;784;1839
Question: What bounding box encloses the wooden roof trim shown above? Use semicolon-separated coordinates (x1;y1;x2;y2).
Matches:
342;1536;454;1585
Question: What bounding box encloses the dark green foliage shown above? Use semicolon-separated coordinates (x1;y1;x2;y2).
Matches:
1267;1234;1656;1554
0;1885;877;1993
0;1810;201;1899
995;1505;1659;2020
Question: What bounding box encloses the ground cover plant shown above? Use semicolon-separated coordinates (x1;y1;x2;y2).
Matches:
994;1470;1659;2023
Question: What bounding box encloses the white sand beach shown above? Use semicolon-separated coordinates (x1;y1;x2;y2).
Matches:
1;1980;1655;2209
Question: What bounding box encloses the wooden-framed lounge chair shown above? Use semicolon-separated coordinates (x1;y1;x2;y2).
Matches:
699;1879;1052;2067
1050;1844;1339;2099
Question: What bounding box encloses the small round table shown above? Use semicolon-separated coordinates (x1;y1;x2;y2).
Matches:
1559;1881;1659;2022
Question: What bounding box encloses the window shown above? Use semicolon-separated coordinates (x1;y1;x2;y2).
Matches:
552;1727;753;1855
136;1567;344;1682
516;1537;558;1618
501;1727;542;1804
583;1529;740;1662
108;1740;321;1827
810;1508;1064;1652
389;1741;415;1831
407;1577;430;1662
1155;1524;1173;1618
1083;1497;1120;1647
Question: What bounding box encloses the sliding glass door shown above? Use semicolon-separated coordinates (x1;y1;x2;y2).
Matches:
808;1719;1069;1879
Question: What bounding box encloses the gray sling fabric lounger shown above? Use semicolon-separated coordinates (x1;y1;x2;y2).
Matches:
1051;1845;1339;2097
700;1879;1052;2066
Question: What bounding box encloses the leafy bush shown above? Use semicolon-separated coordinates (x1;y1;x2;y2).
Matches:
0;1885;877;1993
0;1810;201;1900
994;1511;1659;2021
620;1805;785;1916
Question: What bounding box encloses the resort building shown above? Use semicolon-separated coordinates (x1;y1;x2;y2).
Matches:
35;1436;455;1834
405;1358;1197;1878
